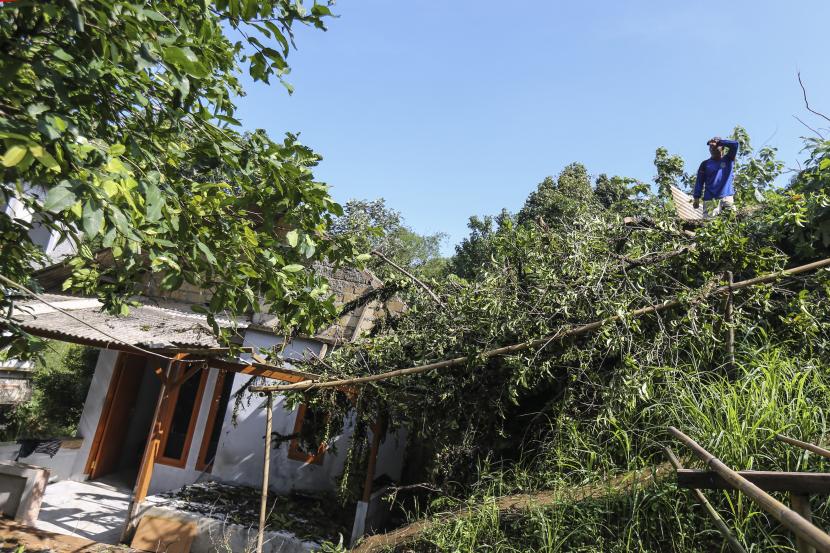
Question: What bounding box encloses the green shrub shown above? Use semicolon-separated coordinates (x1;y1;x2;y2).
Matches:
2;341;98;440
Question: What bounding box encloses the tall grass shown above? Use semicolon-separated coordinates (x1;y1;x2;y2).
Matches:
398;345;830;552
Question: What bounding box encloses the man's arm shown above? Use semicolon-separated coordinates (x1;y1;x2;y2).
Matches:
693;161;706;200
719;138;740;162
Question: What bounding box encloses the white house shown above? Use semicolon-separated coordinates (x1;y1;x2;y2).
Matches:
3;241;406;544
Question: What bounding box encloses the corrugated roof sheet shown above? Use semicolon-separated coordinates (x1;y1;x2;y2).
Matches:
671;186;704;221
6;294;236;349
30;257;404;347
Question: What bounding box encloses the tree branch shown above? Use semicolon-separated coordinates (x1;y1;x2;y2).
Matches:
371;249;445;307
798;71;830;124
249;256;830;393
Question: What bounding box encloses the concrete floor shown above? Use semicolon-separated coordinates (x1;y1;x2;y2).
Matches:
35;478;132;544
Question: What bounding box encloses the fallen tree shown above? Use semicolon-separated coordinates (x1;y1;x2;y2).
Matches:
352;463;674;553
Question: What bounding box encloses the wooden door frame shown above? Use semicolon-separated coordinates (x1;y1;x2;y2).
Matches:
84;353;147;478
155;365;208;468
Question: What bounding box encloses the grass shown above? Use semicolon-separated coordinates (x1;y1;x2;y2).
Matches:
369;345;830;552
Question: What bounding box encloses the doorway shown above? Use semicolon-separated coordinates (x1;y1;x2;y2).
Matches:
84;354;160;489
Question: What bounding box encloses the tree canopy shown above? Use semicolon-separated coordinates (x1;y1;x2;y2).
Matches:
292;129;830;525
330;198;448;279
0;0;355;353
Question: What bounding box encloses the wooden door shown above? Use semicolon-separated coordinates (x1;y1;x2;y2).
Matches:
86;353;147;480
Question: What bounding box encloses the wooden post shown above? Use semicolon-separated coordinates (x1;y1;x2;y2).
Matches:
725;271;735;372
665;447;746;553
791;493;817;553
257;392;274;553
362;417;385;503
669;427;830;553
120;355;184;542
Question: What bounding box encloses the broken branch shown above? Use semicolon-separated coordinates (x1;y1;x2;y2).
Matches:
250;257;830;393
371;249;444;307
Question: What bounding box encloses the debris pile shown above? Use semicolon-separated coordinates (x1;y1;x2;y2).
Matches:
152;481;353;542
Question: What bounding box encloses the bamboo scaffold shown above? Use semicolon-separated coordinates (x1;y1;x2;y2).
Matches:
669;427;830;553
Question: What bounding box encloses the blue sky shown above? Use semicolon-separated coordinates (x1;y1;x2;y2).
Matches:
235;1;830;254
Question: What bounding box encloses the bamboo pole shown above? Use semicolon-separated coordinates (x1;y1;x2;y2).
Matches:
257;393;274;553
664;447;747;553
668;427;830;553
776;434;830;460
251;257;830;394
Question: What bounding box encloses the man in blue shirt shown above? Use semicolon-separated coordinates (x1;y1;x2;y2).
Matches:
693;137;740;217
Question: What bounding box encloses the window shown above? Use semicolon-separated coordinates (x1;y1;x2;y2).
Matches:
157;367;208;467
195;370;234;472
287;404;327;465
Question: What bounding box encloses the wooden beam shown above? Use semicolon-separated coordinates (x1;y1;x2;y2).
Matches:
256;393;274;553
170;362;204;388
676;469;830;495
792;493;817;553
669;427;830;553
208;358;319;384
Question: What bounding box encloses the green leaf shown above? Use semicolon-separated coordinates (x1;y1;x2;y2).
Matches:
109;207;131;236
52;48;74;62
145;182;164;221
162;46;210;79
109;143;126;156
82;201;104;238
196;241;217;264
105;158;126;173
101;227;117;248
2;144;28;167
102;180;119;198
820;158;830;171
42;182;76;213
30;145;61;172
139;8;167;21
283;264;304;273
286;229;299;247
27;103;49;117
311;4;332;16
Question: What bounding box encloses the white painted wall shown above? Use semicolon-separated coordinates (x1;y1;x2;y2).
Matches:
211;331;357;494
69;349;120;479
2;189;76;263
211;330;407;496
0;442;78;481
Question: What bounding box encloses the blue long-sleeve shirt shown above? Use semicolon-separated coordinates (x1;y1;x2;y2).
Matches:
693;139;739;200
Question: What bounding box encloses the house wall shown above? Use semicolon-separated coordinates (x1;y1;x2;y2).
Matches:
69;349;120;479
37;330;407;498
211;331;357;494
373;426;407;486
210;329;407;496
65;347;225;494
